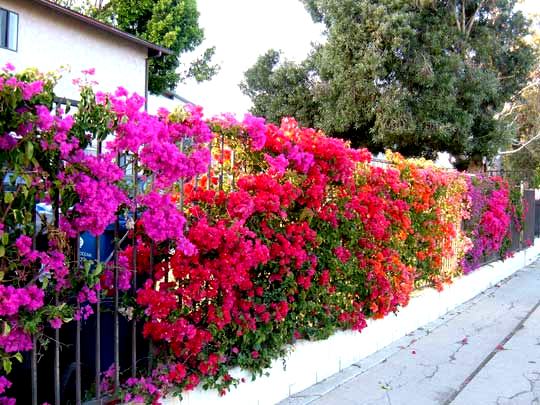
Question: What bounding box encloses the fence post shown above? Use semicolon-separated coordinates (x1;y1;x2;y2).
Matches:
131;156;138;378
95;140;102;400
113;154;121;391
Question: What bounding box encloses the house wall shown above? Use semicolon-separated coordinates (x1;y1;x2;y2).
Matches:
147;94;184;114
0;0;147;100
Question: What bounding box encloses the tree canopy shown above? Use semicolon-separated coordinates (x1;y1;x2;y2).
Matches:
500;54;540;185
241;0;537;162
57;0;218;94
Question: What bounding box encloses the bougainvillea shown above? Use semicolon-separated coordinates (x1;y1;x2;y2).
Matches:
385;152;470;290
0;65;525;404
0;65;211;404
461;175;518;273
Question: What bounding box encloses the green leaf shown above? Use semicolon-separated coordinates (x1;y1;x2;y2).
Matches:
4;192;14;204
3;358;12;374
94;262;103;277
14;353;23;363
2;322;10;336
2;232;8;245
83;260;91;277
0;246;4;258
22;174;32;186
25;141;34;160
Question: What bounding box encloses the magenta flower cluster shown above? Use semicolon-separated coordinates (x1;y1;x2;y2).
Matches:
462;176;515;273
1;64;214;404
0;284;44;317
0;375;14;405
103;90;211;254
0;63;43;101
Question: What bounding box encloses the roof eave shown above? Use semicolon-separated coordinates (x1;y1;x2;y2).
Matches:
31;0;174;56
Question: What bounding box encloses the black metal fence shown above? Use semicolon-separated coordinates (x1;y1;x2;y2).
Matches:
535;200;540;238
9;130;231;405
474;188;536;269
7;145;151;404
486;169;537;189
523;189;536;244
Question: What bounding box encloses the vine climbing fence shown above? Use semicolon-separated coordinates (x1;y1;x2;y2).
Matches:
1;67;538;405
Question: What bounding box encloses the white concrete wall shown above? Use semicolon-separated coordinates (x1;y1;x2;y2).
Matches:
147;94;186;114
0;0;147;100
159;240;540;405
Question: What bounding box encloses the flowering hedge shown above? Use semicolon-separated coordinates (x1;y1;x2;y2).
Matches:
0;66;523;404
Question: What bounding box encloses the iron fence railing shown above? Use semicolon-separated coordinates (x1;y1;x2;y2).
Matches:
523;189;536;245
9;143;148;405
486;169;537;188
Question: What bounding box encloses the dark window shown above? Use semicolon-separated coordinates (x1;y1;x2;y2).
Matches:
0;8;18;51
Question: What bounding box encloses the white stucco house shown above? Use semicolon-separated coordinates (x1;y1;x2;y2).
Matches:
0;0;178;110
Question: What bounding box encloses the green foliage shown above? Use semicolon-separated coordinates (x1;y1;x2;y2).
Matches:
240;50;319;129
55;0;219;94
242;0;536;161
500;57;540;186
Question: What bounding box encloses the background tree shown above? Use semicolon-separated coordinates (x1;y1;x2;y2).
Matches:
56;0;218;94
240;49;320;128
242;0;536;164
499;52;540;186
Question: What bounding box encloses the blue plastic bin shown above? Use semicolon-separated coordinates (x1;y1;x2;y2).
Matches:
80;218;127;262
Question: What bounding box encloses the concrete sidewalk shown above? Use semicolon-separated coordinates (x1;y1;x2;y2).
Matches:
279;260;540;405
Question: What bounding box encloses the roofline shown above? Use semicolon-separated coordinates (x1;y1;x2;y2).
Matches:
162;90;195;105
31;0;174;57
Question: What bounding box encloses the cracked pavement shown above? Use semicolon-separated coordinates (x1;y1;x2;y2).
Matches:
279;260;540;405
